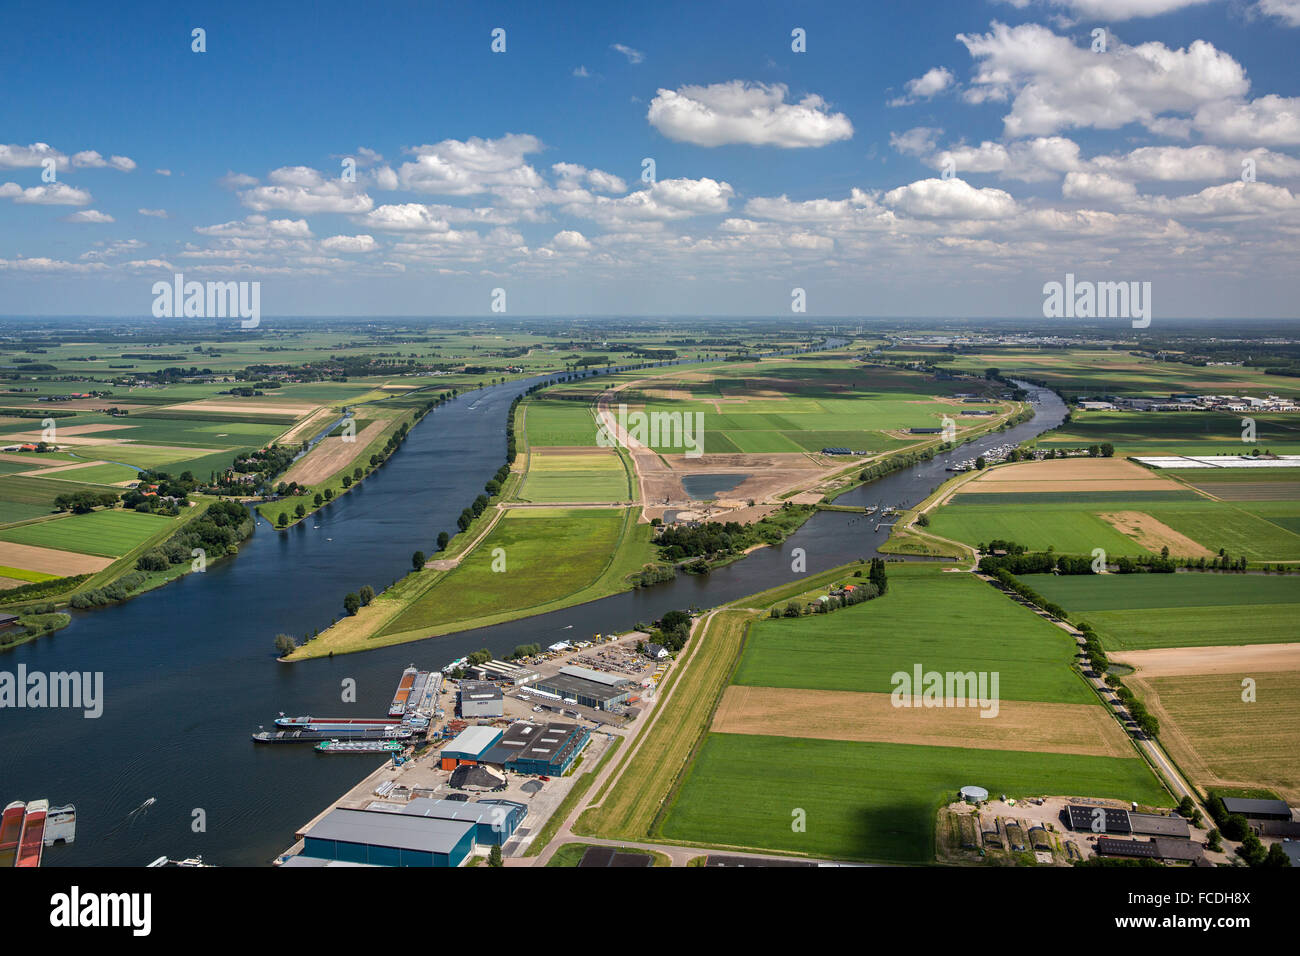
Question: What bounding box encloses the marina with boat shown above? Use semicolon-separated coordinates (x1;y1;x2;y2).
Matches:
1;799;75;868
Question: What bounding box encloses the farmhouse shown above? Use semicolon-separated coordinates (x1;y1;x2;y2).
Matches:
1220;797;1292;821
1061;804;1131;834
1096;837;1204;864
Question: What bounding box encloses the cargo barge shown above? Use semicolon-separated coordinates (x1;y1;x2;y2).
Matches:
14;799;47;868
389;665;418;717
315;739;405;754
252;726;412;744
275;715;403;731
0;801;25;868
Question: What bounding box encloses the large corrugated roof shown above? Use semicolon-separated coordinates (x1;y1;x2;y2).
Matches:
443;725;503;757
559;665;632;687
304;808;474;854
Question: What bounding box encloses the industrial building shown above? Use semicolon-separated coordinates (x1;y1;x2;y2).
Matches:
370;797;527;846
480;721;550;766
440;725;504;771
467;659;538;686
1220;797;1293;821
535;665;634;711
505;722;591;777
459;681;504;718
297;808;476;867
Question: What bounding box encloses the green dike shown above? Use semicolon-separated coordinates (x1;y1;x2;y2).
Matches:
660;734;1168;864
288;506;656;659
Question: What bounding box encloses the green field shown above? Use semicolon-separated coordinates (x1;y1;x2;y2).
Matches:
524;400;600;446
930;501;1152;556
517;450;631;503
930;491;1300;562
1026;572;1300;650
379;508;637;635
0;509;174;557
661;734;1166;863
735;564;1095;705
1040;411;1300;456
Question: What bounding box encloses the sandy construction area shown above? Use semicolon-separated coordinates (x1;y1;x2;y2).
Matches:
1099;511;1214;557
0;541;114;575
1112;643;1300;678
279;422;385;486
596;384;832;509
711;685;1135;758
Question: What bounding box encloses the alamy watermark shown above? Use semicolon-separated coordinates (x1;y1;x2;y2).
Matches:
890;664;1000;718
598;402;704;458
152;272;261;328
1042;273;1150;329
1;665;103;718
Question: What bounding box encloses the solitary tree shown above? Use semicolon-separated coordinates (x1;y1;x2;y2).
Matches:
277;512;288;528
436;531;449;551
343;592;361;616
274;633;297;656
488;844;503;867
359;585;374;606
295;503;306;518
413;550;426;571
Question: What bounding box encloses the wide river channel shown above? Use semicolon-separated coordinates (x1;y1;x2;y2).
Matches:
0;367;1064;866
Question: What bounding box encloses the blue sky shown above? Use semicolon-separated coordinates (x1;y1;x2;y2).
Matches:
2;0;1299;318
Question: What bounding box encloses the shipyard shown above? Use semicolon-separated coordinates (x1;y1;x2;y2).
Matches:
270;628;672;867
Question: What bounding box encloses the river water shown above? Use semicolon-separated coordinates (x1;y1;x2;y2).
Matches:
0;369;1063;867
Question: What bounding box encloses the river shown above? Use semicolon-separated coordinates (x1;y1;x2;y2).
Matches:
0;367;1063;866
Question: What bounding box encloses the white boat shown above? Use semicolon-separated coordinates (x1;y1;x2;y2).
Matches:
44;804;75;846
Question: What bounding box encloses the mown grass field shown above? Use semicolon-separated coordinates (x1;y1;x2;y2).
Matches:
517;450;630;503
0;508;174;557
1026;573;1300;649
929;501;1153;556
660;733;1167;863
525;400;600;446
734;563;1095;705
